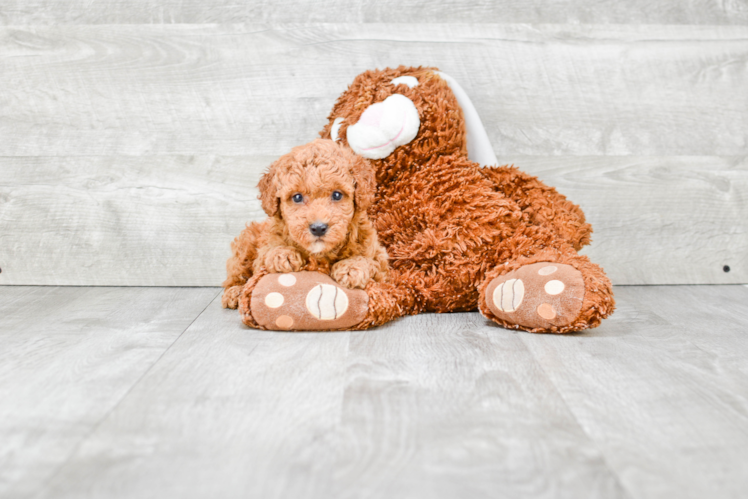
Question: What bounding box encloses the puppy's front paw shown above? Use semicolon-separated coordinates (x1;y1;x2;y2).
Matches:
222;285;243;309
331;257;372;289
265;247;304;274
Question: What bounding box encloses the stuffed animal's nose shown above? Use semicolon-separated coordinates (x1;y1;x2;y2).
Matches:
309;222;328;237
358;102;385;127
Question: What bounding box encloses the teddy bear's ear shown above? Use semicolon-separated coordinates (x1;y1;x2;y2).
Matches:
350;155;376;211
433;71;498;167
257;161;281;217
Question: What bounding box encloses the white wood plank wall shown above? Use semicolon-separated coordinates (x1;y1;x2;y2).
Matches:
1;3;746;286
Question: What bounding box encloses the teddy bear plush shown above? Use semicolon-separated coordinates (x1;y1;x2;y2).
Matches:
229;65;615;333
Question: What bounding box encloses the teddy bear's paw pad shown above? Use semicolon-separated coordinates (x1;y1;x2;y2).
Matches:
248;272;368;331
485;262;584;329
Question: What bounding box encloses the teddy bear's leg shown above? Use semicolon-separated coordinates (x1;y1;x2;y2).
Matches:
480;165;592;250
237;270;418;331
478;245;614;333
354;276;420;329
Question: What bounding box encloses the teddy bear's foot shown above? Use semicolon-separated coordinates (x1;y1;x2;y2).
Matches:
243;272;369;331
484;262;586;331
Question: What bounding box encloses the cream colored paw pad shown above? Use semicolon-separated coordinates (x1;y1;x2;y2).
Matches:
305;284;349;320
278;274;296;287
492;278;524;312
538;265;557;276
264;292;284;308
544;280;565;295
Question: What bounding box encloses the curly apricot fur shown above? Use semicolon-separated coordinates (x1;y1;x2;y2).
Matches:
222;139;388;308
232;66;614;333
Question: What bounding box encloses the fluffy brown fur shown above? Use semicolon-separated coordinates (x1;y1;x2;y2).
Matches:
234;66;614;333
222;139;388;308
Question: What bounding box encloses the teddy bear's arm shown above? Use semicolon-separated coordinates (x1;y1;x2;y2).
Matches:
481;165;592;251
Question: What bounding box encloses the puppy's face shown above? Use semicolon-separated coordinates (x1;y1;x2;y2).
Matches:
259;139;375;256
278;163;356;254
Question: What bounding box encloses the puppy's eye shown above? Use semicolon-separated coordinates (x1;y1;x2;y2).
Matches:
331;191;343;201
292;193;303;203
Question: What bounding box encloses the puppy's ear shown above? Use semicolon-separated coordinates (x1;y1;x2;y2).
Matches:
258;161;280;217
350;155;376;211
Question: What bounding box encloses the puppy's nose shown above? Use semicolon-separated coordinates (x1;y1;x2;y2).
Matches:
309;222;328;237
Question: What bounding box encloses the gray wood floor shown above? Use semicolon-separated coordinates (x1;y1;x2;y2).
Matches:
2;285;747;497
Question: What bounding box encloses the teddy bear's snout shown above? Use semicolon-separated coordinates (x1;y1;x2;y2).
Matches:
346;94;420;160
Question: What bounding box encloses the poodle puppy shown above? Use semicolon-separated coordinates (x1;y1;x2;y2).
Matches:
222;139;388;309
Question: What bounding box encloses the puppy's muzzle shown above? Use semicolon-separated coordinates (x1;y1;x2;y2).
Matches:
309;222;329;237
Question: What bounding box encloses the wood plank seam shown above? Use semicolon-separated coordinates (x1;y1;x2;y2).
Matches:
34;288;221;493
514;332;633;497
